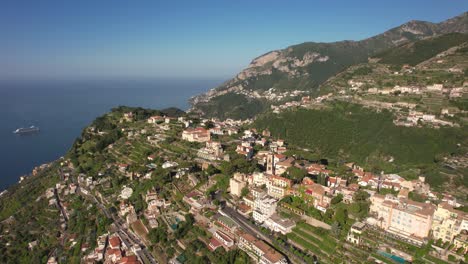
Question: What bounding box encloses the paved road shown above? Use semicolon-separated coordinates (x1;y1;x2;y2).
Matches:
220;206;308;264
62;169;158;264
80;190;157;264
53;185;69;251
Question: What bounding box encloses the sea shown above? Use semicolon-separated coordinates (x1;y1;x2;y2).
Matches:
0;79;221;191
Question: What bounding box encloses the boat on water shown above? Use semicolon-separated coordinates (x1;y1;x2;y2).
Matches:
13;126;40;134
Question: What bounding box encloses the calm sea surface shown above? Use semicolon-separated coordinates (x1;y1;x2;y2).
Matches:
0;79;221;191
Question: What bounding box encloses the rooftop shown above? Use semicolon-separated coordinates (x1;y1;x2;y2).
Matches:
269;213;295;228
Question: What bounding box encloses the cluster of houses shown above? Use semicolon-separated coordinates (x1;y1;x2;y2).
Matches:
270;94;332;114
183;190;215;213
143;189;170;228
70;109;466;264
338;168;467;252
394;110;457;127
84;233;140;264
334;79;468;128
182;127;211;142
237;87;308;103
238;231;288;264
181;117;251;142
224;133;467;253
118;187;172;231
348;81;467;100
205;213;288;264
173;188;290;264
234;129;288;160
363;192;468;252
229;151;355;216
197;140;227;161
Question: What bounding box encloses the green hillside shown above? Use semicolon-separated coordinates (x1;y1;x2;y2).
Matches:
196;93;268;120
374;33;468;66
254;102;467;169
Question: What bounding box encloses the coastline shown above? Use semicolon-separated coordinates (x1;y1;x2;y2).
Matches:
0;79;221;191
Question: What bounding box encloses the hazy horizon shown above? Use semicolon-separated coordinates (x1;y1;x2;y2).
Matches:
1;0;467;80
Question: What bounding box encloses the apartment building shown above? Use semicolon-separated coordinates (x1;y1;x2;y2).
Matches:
253;195;278;223
370;194;435;245
432;202;468;244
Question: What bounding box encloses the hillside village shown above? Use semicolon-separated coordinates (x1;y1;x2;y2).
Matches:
242;38;468;131
0;12;467;264
2;106;466;264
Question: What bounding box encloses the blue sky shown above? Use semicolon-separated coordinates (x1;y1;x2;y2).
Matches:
1;0;466;80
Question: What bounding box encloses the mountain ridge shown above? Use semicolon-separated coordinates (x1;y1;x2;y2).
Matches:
190;12;468;119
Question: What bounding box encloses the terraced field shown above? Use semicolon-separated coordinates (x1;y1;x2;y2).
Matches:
287;222;340;263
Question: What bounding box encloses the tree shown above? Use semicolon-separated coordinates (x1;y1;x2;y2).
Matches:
353;190;369;202
148;226;168;245
204;165;220;176
317;173;327;186
331;194;343;205
220;154;258;176
448;255;456;262
204;121;215;129
334;207;348;226
284;167;308;183
324;208;335;222
331;221;341;237
240;187;249;198
213;248;251;264
175;214;195;239
166;247;176;258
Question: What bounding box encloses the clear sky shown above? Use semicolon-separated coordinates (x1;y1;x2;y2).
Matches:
1;0;466;80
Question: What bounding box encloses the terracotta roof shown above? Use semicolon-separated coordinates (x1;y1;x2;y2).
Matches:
208;238;222;251
216;230;233;243
276;157;295;167
109;236;121;248
238;203;251;213
274;154;286;160
106;248;122;257
353;169;365;177
118;256;139;264
308;164;326;170
306;184;325;196
239;232;256;242
348;183;359;191
360;174;375;183
269;175;292;187
184;127;209;133
185;191;201;199
302;177;315;185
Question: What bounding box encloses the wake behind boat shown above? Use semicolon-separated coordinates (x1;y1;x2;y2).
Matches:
13;126;40;134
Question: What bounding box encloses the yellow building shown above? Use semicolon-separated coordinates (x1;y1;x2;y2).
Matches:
432;202;468;244
266;175;291;199
453;230;467;254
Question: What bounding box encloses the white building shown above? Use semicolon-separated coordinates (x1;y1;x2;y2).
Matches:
230;177;247;197
120;186;133;200
346;222;366;245
238;232;287;264
162;161;178;169
253;195;278;223
251;172;267;186
264;213;296;234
